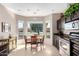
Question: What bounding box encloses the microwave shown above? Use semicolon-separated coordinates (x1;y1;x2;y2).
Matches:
64;20;79;29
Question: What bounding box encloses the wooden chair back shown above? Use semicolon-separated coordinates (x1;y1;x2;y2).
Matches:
31;35;37;44
41;35;44;44
24;36;27;43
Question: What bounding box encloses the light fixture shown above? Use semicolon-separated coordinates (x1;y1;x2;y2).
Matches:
18;9;21;11
33;12;37;14
27;9;30;11
51;9;54;11
36;9;40;11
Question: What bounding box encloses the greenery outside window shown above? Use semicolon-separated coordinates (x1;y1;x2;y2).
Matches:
30;23;43;35
64;3;79;18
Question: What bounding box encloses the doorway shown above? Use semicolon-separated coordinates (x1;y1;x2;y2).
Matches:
17;20;24;39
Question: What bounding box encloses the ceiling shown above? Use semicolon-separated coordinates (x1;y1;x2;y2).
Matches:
2;3;69;16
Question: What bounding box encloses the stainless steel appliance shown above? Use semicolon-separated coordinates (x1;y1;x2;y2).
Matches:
64;20;79;29
59;38;70;56
69;32;79;56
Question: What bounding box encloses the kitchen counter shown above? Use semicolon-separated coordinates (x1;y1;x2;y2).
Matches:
0;38;9;56
0;37;17;53
0;39;9;46
0;38;9;41
53;33;70;52
54;33;70;41
54;32;79;56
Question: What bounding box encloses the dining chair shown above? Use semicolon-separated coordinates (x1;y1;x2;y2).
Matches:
31;35;38;50
37;35;45;50
40;35;44;45
24;35;31;49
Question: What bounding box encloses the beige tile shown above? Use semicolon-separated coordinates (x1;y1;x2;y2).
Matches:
8;39;59;56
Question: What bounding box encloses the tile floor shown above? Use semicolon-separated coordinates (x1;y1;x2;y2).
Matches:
8;40;59;56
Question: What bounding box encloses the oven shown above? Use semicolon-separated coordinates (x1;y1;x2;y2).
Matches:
59;38;70;56
69;32;79;56
70;38;79;56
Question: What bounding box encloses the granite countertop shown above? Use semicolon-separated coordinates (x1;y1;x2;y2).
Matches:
0;38;9;41
0;39;9;46
54;33;70;41
61;36;70;41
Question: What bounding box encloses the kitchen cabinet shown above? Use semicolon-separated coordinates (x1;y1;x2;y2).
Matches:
9;37;17;52
64;20;79;30
71;11;79;21
53;34;60;50
53;34;70;56
0;36;17;56
65;11;79;23
57;16;65;31
64;22;73;29
57;19;61;30
0;39;9;56
65;16;71;23
59;37;70;56
61;17;65;30
64;11;79;30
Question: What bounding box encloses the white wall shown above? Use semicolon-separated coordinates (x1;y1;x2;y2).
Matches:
44;14;53;46
15;14;26;34
52;13;61;33
43;13;61;45
16;15;44;36
0;4;16;37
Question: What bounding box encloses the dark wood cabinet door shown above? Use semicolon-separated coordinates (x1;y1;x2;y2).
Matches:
57;19;61;30
71;11;79;21
65;16;72;23
57;16;65;31
61;17;65;30
53;35;59;50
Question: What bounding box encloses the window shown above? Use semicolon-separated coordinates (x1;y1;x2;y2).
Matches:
30;23;43;34
18;20;24;29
